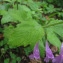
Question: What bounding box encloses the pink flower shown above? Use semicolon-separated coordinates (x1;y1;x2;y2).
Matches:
52;43;63;63
29;42;40;60
44;42;54;63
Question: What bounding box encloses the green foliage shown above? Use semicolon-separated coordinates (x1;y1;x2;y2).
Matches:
1;5;32;23
4;58;9;63
0;4;7;15
4;52;21;63
4;21;44;48
39;39;45;57
45;0;63;7
10;52;21;63
24;46;32;56
44;19;63;49
0;0;63;58
46;28;61;49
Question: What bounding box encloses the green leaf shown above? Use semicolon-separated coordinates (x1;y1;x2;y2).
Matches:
10;52;16;59
0;4;6;10
4;58;9;63
16;57;21;62
45;19;63;38
24;46;32;56
1;12;14;23
11;59;16;63
3;0;11;2
46;27;61;49
39;40;45;57
10;52;21;63
0;41;4;46
28;2;41;11
4;21;44;48
46;4;56;13
0;4;7;15
54;27;63;38
47;0;53;3
1;5;32;24
0;28;3;32
44;19;63;49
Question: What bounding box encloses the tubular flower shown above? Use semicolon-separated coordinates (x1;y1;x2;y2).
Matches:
52;43;63;63
44;42;54;63
29;42;40;60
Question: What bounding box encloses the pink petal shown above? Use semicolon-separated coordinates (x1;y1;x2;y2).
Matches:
33;42;40;59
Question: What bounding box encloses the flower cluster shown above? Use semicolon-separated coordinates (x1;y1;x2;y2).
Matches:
45;42;63;63
29;42;63;63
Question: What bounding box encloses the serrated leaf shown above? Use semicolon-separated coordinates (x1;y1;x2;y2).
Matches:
46;28;61;49
1;5;32;24
47;19;63;38
46;4;56;13
1;12;14;23
44;19;63;49
45;19;63;38
28;2;41;11
54;27;63;38
4;21;44;48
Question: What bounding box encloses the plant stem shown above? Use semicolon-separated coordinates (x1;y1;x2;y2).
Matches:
43;21;63;28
